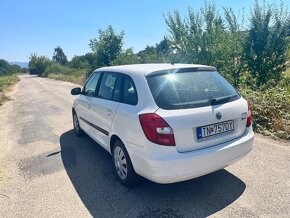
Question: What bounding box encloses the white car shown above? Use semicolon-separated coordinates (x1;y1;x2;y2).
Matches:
71;64;254;185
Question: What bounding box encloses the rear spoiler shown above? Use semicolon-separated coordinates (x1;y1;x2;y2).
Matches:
146;67;217;77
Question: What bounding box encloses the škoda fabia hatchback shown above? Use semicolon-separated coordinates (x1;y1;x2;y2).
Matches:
71;64;254;185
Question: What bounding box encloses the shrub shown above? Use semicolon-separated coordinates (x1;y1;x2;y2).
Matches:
240;82;290;139
43;63;69;77
0;59;12;75
43;63;89;85
28;54;50;76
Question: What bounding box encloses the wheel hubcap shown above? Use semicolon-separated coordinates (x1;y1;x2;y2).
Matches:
73;114;79;132
114;146;127;180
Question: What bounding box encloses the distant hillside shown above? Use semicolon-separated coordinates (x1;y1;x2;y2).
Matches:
10;62;29;68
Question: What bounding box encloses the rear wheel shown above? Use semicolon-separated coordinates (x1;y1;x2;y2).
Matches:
73;111;84;137
112;140;139;186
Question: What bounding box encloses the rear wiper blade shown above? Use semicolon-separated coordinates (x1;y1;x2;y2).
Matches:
210;94;237;105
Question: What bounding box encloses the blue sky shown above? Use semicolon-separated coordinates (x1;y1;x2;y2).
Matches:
0;0;288;62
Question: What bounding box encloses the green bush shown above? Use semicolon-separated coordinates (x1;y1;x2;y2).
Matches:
0;59;12;75
240;82;290;139
44;63;89;84
28;54;50;76
43;63;69;77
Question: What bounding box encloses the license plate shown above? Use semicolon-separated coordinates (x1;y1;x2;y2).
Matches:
197;120;234;139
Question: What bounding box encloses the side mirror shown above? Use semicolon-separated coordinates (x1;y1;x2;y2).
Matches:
71;87;82;95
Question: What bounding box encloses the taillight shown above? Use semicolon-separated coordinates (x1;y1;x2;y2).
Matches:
139;113;175;146
246;101;252;127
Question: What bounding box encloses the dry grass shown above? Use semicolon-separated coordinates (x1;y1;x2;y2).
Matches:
0;75;20;105
47;73;86;85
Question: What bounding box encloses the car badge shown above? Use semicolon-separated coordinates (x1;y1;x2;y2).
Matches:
241;112;247;120
216;112;222;120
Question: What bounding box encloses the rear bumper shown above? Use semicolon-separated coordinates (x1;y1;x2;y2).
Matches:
129;127;254;184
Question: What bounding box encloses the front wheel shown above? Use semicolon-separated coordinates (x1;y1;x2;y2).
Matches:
112;140;139;186
73;112;84;137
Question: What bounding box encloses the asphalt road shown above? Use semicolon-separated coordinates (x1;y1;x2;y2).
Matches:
0;75;289;218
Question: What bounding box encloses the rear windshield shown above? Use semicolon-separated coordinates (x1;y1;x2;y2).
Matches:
146;70;240;110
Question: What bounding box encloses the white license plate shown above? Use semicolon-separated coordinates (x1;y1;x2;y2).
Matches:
197;120;234;139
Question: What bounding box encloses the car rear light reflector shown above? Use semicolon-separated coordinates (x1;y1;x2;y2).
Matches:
139;113;176;146
246;101;252;127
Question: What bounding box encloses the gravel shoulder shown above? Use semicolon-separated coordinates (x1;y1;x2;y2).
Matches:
0;75;289;217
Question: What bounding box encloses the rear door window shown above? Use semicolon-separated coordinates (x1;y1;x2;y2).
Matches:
97;72;118;100
146;70;239;110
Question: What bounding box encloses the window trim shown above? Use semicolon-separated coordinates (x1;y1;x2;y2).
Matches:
82;71;138;106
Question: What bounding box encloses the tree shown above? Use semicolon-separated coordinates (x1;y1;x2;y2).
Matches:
0;60;23;75
28;54;50;76
164;2;248;86
10;64;22;74
137;38;174;63
69;55;91;69
138;46;159;63
89;25;124;67
69;53;98;69
244;1;289;87
156;37;174;62
222;7;246;86
52;46;68;65
165;4;233;71
111;48;139;65
0;59;12;75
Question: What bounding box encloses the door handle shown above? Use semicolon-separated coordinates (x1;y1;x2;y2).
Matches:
107;109;113;116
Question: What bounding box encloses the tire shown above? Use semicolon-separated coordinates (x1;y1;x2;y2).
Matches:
73;111;84;137
112;139;140;186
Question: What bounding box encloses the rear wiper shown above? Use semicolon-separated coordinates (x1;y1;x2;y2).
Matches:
210;94;238;105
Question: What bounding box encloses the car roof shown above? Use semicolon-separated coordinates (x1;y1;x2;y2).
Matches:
95;63;216;76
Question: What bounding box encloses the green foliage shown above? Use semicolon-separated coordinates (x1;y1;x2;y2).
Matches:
244;1;289;87
240;80;290;139
0;75;20;105
165;1;289;87
111;48;139;66
10;64;22;74
43;63;68;77
0;74;20;92
156;37;172;57
164;3;246;85
89;25;124;67
0;60;23;75
69;55;90;69
137;38;173;63
42;63;89;84
69;53;97;69
138;46;159;63
52;46;68;65
45;65;88;85
28;54;50;76
0;59;12;75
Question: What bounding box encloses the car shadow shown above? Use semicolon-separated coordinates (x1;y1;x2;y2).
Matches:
60;130;246;218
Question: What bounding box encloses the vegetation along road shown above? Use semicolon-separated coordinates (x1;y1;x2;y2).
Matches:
0;75;289;217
